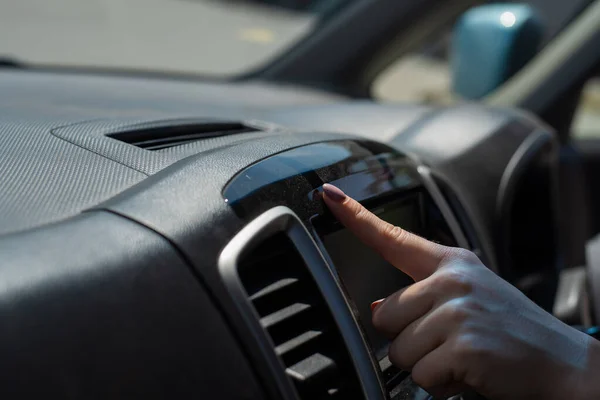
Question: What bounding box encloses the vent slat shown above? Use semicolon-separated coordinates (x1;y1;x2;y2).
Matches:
136;129;252;150
275;330;323;357
286;353;338;384
250;277;299;302
260;303;311;328
237;233;364;399
286;353;341;397
276;329;329;367
251;277;307;317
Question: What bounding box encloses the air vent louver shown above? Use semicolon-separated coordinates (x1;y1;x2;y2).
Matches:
108;121;257;150
238;233;363;400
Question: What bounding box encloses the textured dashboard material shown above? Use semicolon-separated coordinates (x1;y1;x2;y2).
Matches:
0;69;344;234
0;117;148;234
0;210;266;399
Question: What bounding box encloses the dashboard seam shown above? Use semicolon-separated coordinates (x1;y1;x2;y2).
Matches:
49;122;150;176
220;137;355;194
87;207;274;399
388;107;444;142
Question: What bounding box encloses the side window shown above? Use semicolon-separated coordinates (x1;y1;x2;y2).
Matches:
573;76;600;139
371;0;592;105
371;27;453;104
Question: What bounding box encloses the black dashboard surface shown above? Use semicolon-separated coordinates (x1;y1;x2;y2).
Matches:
0;211;266;399
0;69;562;399
0;69;342;235
0;69;544;238
0;69;434;235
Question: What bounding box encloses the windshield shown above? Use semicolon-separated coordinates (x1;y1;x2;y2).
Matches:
0;0;350;76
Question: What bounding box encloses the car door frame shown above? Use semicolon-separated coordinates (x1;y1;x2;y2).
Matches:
484;0;600;139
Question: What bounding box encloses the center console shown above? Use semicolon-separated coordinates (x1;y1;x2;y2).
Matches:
220;139;474;400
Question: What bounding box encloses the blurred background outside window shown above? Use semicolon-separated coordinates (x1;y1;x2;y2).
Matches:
1;0;597;137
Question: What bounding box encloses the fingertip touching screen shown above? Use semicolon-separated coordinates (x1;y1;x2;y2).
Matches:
313;192;426;359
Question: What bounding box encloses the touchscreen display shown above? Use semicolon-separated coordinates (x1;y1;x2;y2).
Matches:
317;195;423;358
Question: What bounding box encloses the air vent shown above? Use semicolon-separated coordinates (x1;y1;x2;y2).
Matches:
108;121;257;150
237;233;364;400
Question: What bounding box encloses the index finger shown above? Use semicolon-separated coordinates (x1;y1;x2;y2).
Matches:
322;184;451;281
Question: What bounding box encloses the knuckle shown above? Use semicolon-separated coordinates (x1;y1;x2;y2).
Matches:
412;360;455;391
448;248;480;265
371;287;412;335
410;282;430;303
388;342;410;370
442;299;472;324
411;367;435;389
381;223;407;245
452;339;487;390
352;202;367;219
453;333;477;359
458;298;485;316
432;268;474;295
452;332;488;361
465;371;485;392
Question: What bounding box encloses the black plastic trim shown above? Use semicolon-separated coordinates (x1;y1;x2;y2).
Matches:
496;129;561;279
417;165;469;250
497;129;555;227
219;206;385;400
223;140;423;222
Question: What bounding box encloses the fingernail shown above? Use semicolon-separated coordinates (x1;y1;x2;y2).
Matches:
322;184;346;203
370;299;385;312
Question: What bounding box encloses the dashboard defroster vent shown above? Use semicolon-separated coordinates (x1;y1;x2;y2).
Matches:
108;121;257;150
238;233;362;399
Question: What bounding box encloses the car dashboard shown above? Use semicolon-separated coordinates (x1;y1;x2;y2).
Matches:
219;139;464;399
0;70;562;399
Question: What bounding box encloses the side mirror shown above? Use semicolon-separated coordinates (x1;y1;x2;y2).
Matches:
451;4;544;100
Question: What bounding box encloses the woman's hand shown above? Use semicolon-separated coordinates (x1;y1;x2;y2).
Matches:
322;184;600;400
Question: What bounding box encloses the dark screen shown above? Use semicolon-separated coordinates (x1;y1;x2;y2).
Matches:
319;196;422;358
